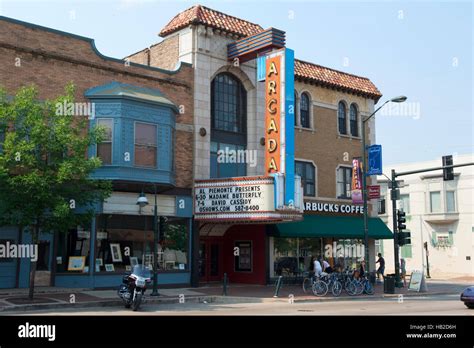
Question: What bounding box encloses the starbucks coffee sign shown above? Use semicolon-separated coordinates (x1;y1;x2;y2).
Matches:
304;201;364;215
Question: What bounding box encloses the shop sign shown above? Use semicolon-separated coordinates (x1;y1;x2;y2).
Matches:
351;158;363;204
368;185;380;199
264;48;295;207
304;201;364;215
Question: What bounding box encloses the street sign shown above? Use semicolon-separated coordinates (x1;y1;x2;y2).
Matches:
367;145;382;175
367;185;380;199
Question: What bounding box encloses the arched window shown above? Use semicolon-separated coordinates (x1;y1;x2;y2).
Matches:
300;93;310;128
210;73;247;178
350;103;358;137
338;101;347;135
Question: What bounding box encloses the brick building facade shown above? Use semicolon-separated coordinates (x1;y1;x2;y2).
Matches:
0;5;393;289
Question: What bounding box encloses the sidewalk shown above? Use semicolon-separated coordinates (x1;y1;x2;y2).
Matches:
0;278;470;313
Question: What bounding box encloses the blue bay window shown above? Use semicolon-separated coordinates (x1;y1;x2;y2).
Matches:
85;82;177;185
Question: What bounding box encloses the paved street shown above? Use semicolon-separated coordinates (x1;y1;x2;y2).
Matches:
14;294;473;316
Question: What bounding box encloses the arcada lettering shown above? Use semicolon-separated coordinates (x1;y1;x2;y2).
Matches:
266;60;279;172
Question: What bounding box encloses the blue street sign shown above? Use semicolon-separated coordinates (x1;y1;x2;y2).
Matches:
367;145;383;175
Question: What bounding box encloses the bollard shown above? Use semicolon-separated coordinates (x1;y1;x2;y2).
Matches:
223;273;228;296
273;276;283;298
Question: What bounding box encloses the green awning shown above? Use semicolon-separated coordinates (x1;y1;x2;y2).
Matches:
275;215;393;239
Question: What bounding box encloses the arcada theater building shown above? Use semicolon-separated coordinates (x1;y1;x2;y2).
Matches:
0;5;393;289
127;5;393;285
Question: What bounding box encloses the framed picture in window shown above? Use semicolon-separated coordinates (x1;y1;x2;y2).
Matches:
130;257;138;267
105;264;115;272
95;258;103;266
125;265;132;272
110;243;122;262
67;256;86;271
95;264;101;272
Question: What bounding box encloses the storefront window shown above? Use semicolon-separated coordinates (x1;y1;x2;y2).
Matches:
56;215;189;274
95;215;189;273
56;225;92;273
271;237;364;277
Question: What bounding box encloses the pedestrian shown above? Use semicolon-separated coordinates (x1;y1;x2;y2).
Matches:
322;259;332;273
313;257;322;277
400;258;407;287
376;253;385;282
359;260;366;278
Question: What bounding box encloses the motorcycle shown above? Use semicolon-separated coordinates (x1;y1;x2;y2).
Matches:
118;264;152;311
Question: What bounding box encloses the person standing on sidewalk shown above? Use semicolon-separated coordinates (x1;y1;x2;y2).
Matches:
400;258;407;287
376;253;385;282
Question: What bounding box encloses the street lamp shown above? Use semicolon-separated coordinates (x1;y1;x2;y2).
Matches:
136;185;160;296
361;95;407;277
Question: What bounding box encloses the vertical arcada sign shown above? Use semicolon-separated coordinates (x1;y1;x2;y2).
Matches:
265;55;282;174
264;48;295;207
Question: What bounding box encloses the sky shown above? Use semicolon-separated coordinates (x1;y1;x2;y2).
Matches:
0;0;472;165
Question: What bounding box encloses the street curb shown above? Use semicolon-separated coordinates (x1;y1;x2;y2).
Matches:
0;295;221;313
0;291;456;313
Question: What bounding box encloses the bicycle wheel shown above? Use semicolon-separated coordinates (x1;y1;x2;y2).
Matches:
331;280;342;297
346;281;357;296
302;277;312;294
364;281;374;295
355;281;364;295
312;280;328;297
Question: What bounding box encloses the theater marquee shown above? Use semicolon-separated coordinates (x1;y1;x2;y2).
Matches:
194;176;301;222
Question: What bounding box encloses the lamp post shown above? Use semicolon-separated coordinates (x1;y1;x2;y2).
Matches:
361;96;406;275
136;184;160;296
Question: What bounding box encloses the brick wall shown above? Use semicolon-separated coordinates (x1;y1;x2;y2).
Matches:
127;34;180;71
0;17;194;189
294;82;377;213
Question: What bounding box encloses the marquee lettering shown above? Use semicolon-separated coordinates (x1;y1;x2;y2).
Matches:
268;61;278;77
268;138;277;153
267;99;277;114
267;118;278;133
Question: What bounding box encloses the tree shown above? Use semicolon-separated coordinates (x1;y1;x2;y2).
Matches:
0;84;111;299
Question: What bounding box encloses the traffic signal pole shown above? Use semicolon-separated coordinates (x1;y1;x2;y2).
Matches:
391;169;402;288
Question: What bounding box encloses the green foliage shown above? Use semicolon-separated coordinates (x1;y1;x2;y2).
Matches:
0;83;112;234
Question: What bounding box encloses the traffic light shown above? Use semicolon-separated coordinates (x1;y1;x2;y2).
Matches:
398;231;411;246
442;155;454;181
397;210;410;246
397;210;406;231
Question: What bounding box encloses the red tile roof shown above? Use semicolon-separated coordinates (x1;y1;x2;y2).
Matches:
295;59;382;101
159;5;382;101
159;5;263;38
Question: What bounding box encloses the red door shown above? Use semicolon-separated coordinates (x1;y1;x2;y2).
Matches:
199;238;224;282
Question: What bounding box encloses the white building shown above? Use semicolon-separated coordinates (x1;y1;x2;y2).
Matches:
377;153;474;279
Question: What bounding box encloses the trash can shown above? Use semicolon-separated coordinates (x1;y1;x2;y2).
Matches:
383;274;396;294
369;271;376;285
